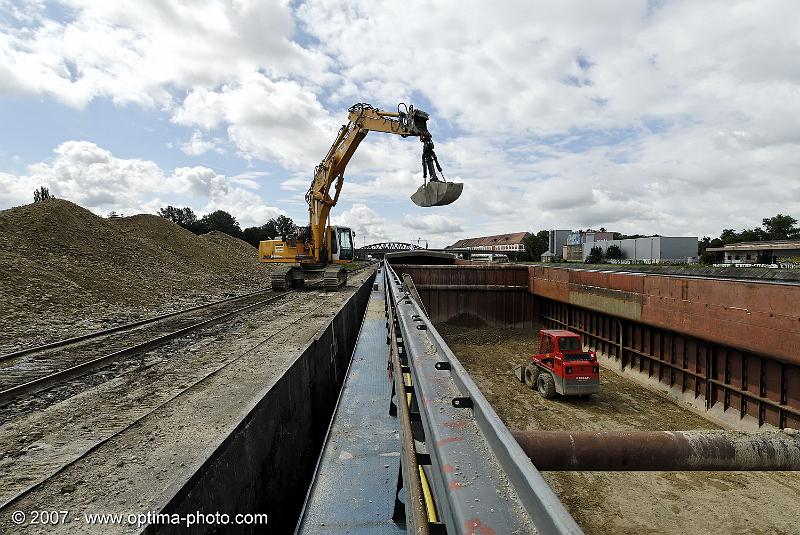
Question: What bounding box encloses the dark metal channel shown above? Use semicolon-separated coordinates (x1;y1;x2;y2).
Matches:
511;430;800;471
393;264;534;328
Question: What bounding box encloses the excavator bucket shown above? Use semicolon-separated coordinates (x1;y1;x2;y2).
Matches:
410;181;463;207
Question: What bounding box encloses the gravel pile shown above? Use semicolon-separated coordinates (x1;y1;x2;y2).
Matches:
0;200;272;350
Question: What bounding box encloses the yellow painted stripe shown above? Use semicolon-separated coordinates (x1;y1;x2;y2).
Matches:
418;466;438;524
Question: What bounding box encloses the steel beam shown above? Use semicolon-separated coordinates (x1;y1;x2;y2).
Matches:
511;430;800;471
385;262;583;535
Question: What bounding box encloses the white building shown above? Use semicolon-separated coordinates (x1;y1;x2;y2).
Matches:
584;237;699;263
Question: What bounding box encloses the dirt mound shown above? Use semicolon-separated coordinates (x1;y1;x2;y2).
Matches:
0;200;272;348
200;230;257;259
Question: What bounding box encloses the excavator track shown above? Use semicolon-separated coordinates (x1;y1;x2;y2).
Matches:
322;267;347;291
271;266;292;291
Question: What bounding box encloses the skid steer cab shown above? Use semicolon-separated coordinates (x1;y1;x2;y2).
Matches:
513;330;600;399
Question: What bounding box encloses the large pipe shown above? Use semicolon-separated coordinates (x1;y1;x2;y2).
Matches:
511;430;800;471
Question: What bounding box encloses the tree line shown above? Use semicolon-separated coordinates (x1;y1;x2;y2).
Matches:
699;214;798;264
156;206;299;248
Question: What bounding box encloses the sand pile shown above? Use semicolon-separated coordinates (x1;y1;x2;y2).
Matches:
0;200;271;347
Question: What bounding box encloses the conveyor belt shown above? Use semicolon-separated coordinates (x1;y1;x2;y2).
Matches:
296;272;404;534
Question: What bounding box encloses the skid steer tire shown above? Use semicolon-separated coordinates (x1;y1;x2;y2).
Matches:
524;365;540;390
537;373;557;399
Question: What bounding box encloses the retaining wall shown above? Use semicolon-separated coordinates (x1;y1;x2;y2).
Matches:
144;271;377;534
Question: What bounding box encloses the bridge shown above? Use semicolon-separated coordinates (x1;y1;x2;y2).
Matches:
355;241;423;259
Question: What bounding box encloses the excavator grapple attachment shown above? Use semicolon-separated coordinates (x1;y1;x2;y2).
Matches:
411;181;463;207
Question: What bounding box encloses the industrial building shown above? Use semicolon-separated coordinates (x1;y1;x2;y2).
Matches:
447;232;530;259
706;240;800;264
547;229;571;260
586;236;699;263
563;230;615;261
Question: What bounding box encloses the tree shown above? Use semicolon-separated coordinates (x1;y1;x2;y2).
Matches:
762;214;799;240
158;206;202;233
271;215;297;239
586;246;604;264
698;236;723;264
243;226;266;247
263;219;279;239
199;210;243;238
33;186;54;203
605;244;624;261
522;230;549;261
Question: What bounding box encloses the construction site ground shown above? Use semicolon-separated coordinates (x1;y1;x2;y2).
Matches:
0;274;372;535
437;324;800;535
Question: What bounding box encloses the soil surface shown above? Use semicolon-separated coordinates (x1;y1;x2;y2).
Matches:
0;200;272;352
437;324;800;535
0;272;374;534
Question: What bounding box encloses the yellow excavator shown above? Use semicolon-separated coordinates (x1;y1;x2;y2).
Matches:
259;102;462;291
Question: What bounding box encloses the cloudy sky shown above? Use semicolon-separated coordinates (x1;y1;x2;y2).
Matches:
1;0;798;247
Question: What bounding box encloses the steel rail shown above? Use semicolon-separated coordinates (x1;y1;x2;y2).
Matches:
0;290;299;407
0;287;274;362
0;291;341;512
385;267;430;535
0;264;374;407
385;262;583;535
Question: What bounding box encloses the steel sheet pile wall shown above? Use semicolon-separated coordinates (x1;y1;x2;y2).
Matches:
532;266;800;430
145;272;377;535
393;264;533;327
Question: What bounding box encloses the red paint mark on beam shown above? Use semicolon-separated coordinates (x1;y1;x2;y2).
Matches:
465;518;496;535
444;420;469;429
436;437;464;447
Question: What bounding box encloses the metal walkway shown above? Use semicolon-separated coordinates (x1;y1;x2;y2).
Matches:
296;270;404;534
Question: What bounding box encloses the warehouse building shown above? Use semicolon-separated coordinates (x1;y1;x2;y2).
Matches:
706;240;800;264
547;230;571;259
563;230;615;261
447;232;530;259
586;236;699;263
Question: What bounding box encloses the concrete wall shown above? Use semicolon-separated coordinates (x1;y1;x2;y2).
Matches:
144;272;377;535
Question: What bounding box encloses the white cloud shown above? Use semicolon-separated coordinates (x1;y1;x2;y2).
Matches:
3;1;800;241
0;0;331;108
179;131;219;156
0;140;279;226
331;203;389;244
172;72;338;171
403;214;462;234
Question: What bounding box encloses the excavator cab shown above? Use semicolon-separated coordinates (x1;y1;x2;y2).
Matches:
329;226;354;262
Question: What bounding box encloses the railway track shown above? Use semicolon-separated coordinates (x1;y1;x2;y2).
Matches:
0;264;373;409
0;288;344;511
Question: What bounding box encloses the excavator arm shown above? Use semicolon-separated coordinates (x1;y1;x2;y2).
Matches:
259;101;462;291
306;103;461;263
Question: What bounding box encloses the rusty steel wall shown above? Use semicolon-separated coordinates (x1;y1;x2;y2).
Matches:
539;298;800;430
398;263;800;429
529;266;800;366
392;264;533;328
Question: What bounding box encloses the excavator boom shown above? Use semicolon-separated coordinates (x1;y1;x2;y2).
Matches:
260;102;462;291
